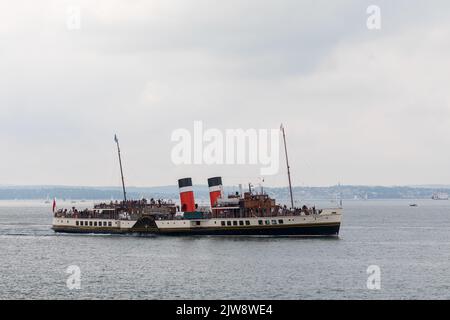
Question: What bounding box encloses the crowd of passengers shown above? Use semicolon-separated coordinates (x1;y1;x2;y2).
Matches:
54;207;109;219
94;198;172;209
54;200;320;219
239;205;321;217
54;198;174;218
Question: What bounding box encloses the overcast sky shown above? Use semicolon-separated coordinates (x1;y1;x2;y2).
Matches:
1;0;450;187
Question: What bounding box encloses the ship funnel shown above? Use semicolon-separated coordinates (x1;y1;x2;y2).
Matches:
178;177;196;212
207;176;223;207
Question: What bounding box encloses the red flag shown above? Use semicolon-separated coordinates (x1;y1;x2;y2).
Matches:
52;198;56;213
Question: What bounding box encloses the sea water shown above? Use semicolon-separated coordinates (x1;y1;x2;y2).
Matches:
0;200;449;299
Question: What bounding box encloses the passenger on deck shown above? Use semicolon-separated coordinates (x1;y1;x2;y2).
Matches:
302;205;309;215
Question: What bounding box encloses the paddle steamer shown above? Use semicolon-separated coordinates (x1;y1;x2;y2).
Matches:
52;127;342;236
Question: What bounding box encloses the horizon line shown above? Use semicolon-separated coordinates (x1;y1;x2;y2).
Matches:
2;184;450;189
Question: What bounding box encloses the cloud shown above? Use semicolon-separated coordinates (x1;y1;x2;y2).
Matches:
1;1;450;186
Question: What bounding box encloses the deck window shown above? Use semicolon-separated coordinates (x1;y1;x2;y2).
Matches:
239;221;244;226
94;221;97;227
271;220;277;224
278;219;284;224
108;222;112;227
258;220;263;225
79;221;83;226
265;220;270;225
221;221;226;226
245;220;250;226
103;222;107;226
89;221;93;226
233;221;238;226
227;221;232;226
76;221;79;226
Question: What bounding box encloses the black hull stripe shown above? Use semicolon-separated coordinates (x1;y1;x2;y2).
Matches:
53;224;340;236
151;225;340;236
52;227;127;234
157;222;339;232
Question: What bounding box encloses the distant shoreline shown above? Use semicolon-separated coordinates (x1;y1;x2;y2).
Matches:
0;185;448;200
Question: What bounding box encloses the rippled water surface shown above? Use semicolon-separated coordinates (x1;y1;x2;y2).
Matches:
1;200;450;299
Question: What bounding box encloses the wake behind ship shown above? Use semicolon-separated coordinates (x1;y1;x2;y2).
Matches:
52;129;342;237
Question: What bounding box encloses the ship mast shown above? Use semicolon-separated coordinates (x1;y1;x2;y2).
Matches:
281;124;294;209
114;134;127;202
